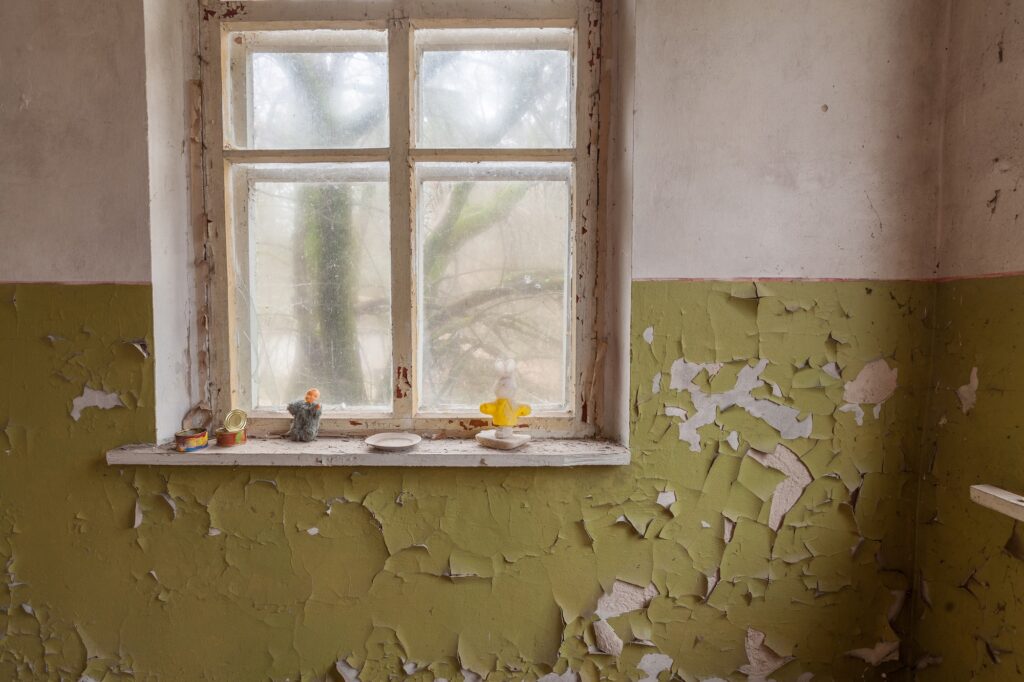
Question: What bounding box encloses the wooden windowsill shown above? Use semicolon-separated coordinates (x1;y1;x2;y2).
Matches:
106;436;630;468
970;484;1024;522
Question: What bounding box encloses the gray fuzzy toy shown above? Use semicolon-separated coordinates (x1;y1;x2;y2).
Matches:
286;399;322;442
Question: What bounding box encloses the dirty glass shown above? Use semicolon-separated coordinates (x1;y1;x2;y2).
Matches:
415;28;574;149
415;162;572;412
229;30;388;149
232;163;392;411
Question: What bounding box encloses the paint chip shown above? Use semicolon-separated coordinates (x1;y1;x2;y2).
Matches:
335;659;361;682
70;386;124;421
846;640;900;666
740;628;793;679
747;444;813;531
667;358;812;452
595;580;658;619
637;653;673;682
839;403;865;426
956;367;979;414
656;490;676;510
593;619;623;656
843;359;898;405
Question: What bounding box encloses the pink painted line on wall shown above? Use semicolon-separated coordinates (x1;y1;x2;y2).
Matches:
0;280;152;286
632;270;1024;283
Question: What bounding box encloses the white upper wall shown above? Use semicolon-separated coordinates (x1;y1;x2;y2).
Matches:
145;0;199;441
631;0;948;280
0;1;151;283
937;1;1024;278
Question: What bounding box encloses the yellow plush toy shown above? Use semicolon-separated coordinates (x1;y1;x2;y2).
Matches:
479;398;532;429
477;359;532;448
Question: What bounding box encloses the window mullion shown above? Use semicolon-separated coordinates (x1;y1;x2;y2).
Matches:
388;18;414;420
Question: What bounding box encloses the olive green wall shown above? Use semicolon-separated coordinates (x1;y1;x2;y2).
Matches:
914;275;1024;680
2;279;952;681
631;280;931;680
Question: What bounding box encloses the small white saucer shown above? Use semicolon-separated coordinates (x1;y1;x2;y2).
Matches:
365;432;422;451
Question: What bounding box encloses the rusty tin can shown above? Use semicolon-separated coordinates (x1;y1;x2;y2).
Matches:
215;427;247;447
175;428;208;452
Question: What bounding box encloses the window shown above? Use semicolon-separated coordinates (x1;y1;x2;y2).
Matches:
199;1;602;437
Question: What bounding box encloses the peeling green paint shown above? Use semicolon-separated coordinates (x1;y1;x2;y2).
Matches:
631;280;931;681
0;278;994;680
914;275;1024;681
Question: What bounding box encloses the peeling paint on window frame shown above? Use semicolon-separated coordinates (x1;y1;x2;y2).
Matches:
196;0;606;439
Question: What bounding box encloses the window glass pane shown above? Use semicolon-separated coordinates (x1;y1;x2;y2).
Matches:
227;30;388;149
415;28;574;149
416;162;572;412
231;163;392;411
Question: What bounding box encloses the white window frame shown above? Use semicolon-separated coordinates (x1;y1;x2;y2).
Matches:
197;0;603;438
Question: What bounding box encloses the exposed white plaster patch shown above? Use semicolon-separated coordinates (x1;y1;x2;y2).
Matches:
823;362;841;379
637;653;673;682
664;406;687;420
748;444;813;531
741;628;793;680
652;372;662;394
723;517;736;543
335;659;361;682
70;386;123;421
843;359;898;404
667;359;812;452
957;367;979;414
596;580;658;619
643;326;654;344
705;569;720;599
846;640;900;666
538;670;577;682
727;431;740;450
656;490;676;509
888;589;907;623
839;403;865;426
594;619;623;656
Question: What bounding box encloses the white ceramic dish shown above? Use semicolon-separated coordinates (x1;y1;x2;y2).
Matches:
365;432;422;451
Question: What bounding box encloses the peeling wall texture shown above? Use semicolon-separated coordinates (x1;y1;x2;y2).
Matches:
6;0;1024;680
914;277;1024;680
912;1;1024;678
2;281;936;680
632;280;930;680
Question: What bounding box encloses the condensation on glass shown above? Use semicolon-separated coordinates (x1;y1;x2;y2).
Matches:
415;162;573;413
414;28;575;149
230;163;393;411
225;29;389;149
